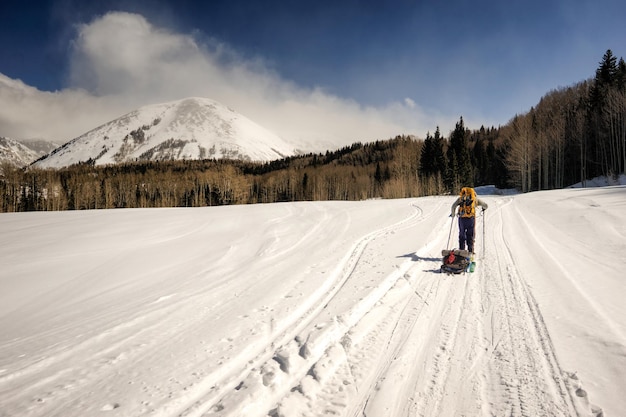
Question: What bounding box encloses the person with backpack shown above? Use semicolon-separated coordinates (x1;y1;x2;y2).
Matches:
450;187;488;254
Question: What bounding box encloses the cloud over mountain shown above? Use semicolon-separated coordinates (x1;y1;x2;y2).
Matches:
1;12;448;149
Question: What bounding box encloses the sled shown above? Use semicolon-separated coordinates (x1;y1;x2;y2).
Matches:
441;249;471;274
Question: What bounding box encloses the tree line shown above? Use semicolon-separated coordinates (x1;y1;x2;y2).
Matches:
0;137;425;211
503;49;626;191
1;49;624;212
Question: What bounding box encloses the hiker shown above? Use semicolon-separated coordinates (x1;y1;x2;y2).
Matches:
450;187;488;254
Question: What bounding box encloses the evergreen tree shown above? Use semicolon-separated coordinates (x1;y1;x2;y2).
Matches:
446;117;473;191
617;58;626;91
419;132;435;176
421;130;446;176
432;127;447;177
374;162;384;185
596;49;618;87
587;49;625;178
471;128;489;185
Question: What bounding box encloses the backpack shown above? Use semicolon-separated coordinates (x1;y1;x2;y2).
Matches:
441;249;471;274
458;187;476;218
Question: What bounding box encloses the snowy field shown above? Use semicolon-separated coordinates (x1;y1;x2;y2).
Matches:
1;185;625;417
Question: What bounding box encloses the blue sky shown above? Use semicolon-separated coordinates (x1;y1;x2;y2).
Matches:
1;0;625;146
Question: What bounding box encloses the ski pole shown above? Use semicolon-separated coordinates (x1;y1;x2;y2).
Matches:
482;207;486;256
446;212;455;248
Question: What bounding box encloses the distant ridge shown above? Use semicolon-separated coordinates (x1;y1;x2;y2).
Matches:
0;137;46;169
32;97;296;168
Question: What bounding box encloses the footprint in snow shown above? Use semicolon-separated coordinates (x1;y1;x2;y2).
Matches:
101;403;121;411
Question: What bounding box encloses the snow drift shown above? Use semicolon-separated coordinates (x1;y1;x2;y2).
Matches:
1;186;624;416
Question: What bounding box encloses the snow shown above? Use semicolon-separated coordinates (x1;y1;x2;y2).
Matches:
568;174;626;188
0;137;41;169
1;186;625;417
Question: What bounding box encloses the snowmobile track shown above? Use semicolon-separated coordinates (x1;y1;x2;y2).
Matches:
179;202;437;416
481;200;585;417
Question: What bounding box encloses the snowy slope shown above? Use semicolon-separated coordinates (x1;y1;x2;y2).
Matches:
1;186;625;417
32;97;296;168
0;137;44;168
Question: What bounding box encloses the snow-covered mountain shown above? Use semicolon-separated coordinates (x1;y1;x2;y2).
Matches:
32;97;296;168
0;136;54;170
17;138;60;155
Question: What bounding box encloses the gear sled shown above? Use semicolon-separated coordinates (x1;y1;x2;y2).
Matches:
441;249;471;274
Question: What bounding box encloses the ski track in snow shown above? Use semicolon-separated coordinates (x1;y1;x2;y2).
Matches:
0;193;612;417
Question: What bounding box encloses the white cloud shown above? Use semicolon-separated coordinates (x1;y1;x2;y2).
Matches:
0;73;126;143
1;11;452;149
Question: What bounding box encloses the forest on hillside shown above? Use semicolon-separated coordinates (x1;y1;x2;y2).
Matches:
1;49;624;212
504;49;626;192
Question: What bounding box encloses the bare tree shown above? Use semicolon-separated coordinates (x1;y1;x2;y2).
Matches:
505;114;535;192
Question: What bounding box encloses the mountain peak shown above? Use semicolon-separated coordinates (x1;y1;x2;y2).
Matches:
33;97;295;168
1;136;35;166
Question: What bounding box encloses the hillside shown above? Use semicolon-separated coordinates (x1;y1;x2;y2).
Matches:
32;97;296;168
1;186;624;416
0;137;54;169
